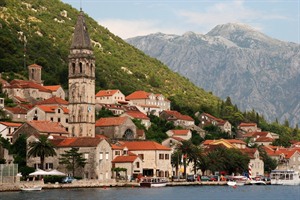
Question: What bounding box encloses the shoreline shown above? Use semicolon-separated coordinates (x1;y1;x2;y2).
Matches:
0;180;270;192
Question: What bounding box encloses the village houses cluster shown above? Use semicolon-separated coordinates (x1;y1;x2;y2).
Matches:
1;10;300;183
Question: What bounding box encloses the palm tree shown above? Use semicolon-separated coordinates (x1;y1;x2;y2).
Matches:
28;135;57;170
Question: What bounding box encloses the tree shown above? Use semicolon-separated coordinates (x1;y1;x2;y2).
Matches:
59;147;86;177
27;135;57;170
258;146;277;173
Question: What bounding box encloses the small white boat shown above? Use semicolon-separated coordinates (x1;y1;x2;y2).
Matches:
270;170;300;185
249;180;266;185
20;186;42;191
227;176;247;186
139;177;168;187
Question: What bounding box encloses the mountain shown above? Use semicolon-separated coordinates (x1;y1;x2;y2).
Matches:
126;23;300;127
0;0;220;114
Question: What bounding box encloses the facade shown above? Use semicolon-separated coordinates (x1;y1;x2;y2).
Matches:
241;148;264;177
68;10;95;137
121;110;151;129
28;64;42;85
95;89;125;104
0;121;22;143
95;116;137;140
43;85;65;100
4;104;33;122
26;105;69;131
117;141;172;178
126;91;170;116
238;122;261;133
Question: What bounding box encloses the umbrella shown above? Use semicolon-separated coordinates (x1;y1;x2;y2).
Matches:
29;169;48;176
47;169;66;176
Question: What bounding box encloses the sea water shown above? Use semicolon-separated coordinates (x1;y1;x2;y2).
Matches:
0;185;299;200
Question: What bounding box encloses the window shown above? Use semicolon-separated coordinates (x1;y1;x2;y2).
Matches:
50;117;53;121
165;154;169;160
58;118;61;122
45;163;53;170
105;152;109;160
136;162;140;168
85;153;89;159
138;154;144;160
159;154;164;160
66;118;68;123
79;62;83;73
115;151;120;156
58;109;60;113
72;63;75;74
100;152;103;160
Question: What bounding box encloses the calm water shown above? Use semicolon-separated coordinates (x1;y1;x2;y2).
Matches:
0;185;299;200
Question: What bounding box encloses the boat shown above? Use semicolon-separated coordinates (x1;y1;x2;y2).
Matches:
249;180;266;185
139;177;168;187
270;170;300;185
20;185;42;191
227;176;247;186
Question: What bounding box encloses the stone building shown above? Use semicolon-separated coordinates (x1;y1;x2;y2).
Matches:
95;116;137;140
95;89;126;104
68;10;95;137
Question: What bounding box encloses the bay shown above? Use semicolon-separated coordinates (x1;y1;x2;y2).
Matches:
0;185;299;200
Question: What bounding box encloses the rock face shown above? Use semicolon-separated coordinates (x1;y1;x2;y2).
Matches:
126;23;300;127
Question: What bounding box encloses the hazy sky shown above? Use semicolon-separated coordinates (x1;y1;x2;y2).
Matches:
61;0;300;43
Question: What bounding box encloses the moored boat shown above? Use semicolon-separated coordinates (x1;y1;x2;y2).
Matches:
20;185;42;191
270;170;300;185
227;176;247;186
139;177;168;187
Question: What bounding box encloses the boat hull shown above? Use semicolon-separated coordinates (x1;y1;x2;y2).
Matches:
20;186;42;191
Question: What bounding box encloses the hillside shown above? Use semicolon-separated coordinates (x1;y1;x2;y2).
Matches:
0;0;220;113
126;23;300;127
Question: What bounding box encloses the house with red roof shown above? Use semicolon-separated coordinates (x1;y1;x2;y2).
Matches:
121;110;151;130
241;131;279;146
36;96;68;106
27;105;69;131
4;103;34;122
43;85;65;100
196;112;232;134
116;140;172;178
12;120;69;143
240;148;264;177
166;129;192;140
95;116;138;140
238;122;261;133
125;90;170;116
0;121;22;143
95;89;125;104
160;110;195;127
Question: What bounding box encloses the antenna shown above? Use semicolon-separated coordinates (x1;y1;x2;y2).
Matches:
80;0;82;11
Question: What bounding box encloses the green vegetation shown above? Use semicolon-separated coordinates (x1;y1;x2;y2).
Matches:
59;147;86;177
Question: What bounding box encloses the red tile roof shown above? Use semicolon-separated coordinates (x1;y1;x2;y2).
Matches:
126;91;150;100
244;131;269;138
28;63;42;68
119;141;171;151
163;110;194;121
124;111;149;120
28;121;68;134
255;137;274;142
53;137;103;147
95;116;128;127
43;85;61;92
95;134;108;139
36;105;69;114
239;123;257;127
95;89;120;97
4;106;29;114
240;148;257;159
0;121;22;127
5;80;51;93
171;130;190;135
37;97;68;105
112;155;138;163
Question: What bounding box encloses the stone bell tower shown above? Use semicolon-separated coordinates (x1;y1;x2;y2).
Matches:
68;10;95;137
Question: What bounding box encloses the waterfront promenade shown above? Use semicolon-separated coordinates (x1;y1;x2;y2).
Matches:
0;179;231;192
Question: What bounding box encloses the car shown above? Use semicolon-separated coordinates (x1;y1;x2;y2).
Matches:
186;175;196;182
200;176;210;182
61;176;76;183
209;175;219;181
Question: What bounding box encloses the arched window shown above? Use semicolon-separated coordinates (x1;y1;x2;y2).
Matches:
31;69;35;79
123;129;134;140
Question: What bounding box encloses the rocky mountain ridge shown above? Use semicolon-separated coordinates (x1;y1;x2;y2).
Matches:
126;23;300;126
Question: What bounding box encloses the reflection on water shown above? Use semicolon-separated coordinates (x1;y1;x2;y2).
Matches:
0;185;299;200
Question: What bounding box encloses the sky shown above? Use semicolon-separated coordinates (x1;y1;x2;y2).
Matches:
61;0;300;43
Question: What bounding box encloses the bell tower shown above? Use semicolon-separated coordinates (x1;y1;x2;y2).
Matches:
68;10;95;137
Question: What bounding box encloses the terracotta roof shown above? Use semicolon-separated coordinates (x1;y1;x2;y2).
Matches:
53;137;103;147
95;116;128;127
4;106;29;114
111;143;124;150
37;97;68;105
239;122;257;127
119;141;171;151
36;105;69;114
5;80;51;93
201;112;226;124
0;121;22;127
13;96;28;103
170;130;190;135
244;131;269;138
43;85;61;92
126;91;150;100
95;90;120;97
255;137;274;142
124;111;149;120
112;155;138;163
163;110;194;121
139;104;160;108
240;148;257;159
95;134;108;139
28;121;68;134
28;63;42;68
